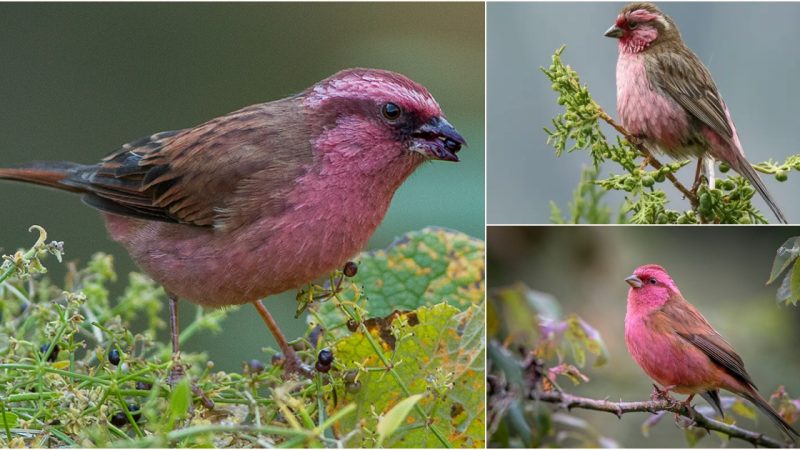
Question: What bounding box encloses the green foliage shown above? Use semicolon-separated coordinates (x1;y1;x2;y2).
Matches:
542;46;799;224
550;167;621;224
767;236;800;306
487;283;612;447
0;226;485;448
303;227;486;448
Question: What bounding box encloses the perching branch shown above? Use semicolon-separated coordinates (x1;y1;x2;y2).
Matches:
531;389;787;448
594;107;699;208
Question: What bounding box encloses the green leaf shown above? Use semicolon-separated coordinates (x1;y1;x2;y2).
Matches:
488;283;546;348
376;394;424;446
564;315;609;368
524;288;562;322
166;378;192;431
684;426;707;447
331;302;485;447
790;259;800;306
310;227;484;338
767;237;800;284
776;262;800;306
731;399;757;421
0;410;18;428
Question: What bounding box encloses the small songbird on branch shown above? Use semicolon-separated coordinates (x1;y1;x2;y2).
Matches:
625;264;799;442
605;2;788;223
0;68;465;383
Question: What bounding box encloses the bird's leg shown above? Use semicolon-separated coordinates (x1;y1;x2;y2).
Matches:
167;293;185;386
680;393;695;410
253;300;312;379
166;293;215;409
691;156;716;193
691;159;704;193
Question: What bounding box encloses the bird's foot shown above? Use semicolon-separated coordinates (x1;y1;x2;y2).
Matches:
679;394;695;411
651;384;678;403
279;350;314;380
167;355;215;409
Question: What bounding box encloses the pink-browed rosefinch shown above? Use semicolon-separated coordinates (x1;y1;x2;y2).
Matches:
625;264;799;441
605;2;788;224
0;68;465;379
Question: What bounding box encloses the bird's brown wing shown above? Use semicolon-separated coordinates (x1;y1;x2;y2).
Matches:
659;297;756;388
648;46;734;145
64;97;315;230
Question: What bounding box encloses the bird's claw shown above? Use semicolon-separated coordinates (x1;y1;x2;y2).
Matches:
167;356;215;410
281;354;314;380
651;384;678;403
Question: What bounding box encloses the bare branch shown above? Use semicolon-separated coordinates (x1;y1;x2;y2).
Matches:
531;389;788;448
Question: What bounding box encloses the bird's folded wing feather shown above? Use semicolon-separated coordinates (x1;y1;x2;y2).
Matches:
63;98;314;229
648;47;734;145
659;299;756;387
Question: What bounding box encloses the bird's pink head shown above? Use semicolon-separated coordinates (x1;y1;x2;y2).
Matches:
604;3;679;54
304;68;465;163
625;264;682;310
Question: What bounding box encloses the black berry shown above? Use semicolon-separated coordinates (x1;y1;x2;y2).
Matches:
250;359;265;373
344;370;358;384
110;404;141;427
40;343;59;363
343;261;358;277
108;348;121;366
317;348;334;366
346;319;359;332
345;380;362;394
135;381;152;391
315;361;331;373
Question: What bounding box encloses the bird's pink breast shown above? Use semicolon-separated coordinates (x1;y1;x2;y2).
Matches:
625;310;722;393
616;53;691;154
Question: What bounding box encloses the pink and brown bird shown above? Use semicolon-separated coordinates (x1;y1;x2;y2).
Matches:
0;68;465;380
605;2;788;223
625;264;799;441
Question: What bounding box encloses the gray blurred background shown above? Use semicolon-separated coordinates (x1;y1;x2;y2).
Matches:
488;226;800;447
0;3;484;372
488;2;800;224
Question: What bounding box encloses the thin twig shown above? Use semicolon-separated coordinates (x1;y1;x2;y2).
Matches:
594;106;699;208
531;389;788;448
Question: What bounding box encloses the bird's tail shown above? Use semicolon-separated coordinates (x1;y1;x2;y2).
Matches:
0;161;87;193
737;161;788;224
741;388;800;442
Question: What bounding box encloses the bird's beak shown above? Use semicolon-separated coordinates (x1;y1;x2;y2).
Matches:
604;25;623;39
625;275;643;288
410;116;466;162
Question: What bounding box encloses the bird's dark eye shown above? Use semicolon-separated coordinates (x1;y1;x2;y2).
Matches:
628;22;639;29
648;278;657;285
381;102;402;121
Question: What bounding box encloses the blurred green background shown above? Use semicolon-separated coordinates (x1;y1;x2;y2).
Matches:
488;226;800;447
0;3;484;372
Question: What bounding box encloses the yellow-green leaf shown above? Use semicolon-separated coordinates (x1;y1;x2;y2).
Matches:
310;227;484;338
0;411;18;428
376;394;424;446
